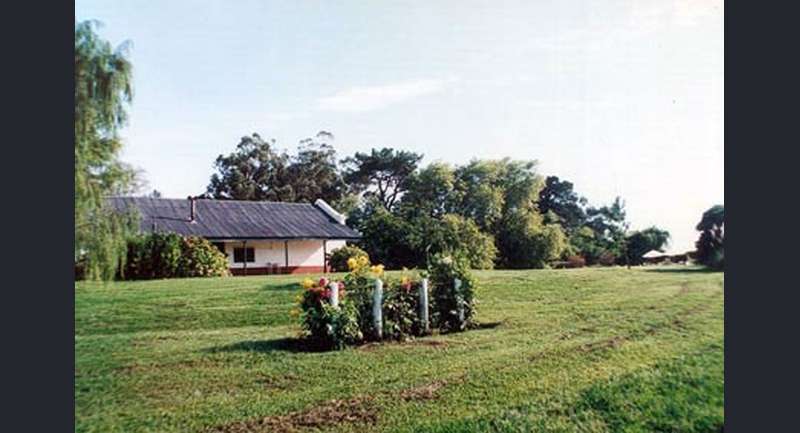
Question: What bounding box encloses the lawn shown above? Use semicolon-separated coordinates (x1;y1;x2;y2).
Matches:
75;266;724;433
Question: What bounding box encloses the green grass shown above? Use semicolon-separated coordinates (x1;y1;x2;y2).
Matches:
75;266;724;433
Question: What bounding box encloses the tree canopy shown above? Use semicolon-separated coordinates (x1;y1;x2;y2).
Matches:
342;148;423;210
206;131;346;204
695;205;724;270
75;20;141;280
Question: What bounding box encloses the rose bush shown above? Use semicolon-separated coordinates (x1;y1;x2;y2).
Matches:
294;277;361;350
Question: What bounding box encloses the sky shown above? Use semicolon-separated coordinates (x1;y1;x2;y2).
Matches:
76;0;723;254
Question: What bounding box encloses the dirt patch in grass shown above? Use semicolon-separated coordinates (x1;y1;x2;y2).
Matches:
411;339;450;348
209;396;378;433
399;380;450;401
579;336;627;353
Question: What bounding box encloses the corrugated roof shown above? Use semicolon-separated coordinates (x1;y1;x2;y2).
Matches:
108;197;362;240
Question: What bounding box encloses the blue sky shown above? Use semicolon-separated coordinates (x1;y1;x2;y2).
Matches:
76;0;723;254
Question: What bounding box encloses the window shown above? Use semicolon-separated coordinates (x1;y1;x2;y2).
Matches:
211;242;226;254
233;247;255;263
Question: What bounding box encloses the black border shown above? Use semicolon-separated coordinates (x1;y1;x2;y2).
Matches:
2;2;75;432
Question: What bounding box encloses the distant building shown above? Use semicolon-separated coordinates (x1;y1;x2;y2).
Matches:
109;197;361;275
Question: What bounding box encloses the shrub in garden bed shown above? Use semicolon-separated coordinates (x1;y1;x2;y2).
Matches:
428;253;476;332
293;277;361;350
381;274;424;341
292;253;477;350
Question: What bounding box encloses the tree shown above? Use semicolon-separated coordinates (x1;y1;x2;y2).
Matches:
353;202;417;269
342;148;423;210
207;131;347;204
538;176;588;234
287;131;347;203
407;214;497;269
695;205;724;270
397;162;455;219
626;227;671;265
497;209;568;268
75;20;141;280
206;133;293;201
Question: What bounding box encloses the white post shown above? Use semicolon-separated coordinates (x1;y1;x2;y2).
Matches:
328;281;339;307
419;278;430;334
454;278;464;325
373;279;383;339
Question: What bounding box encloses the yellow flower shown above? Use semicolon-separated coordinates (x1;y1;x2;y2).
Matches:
358;256;369;267
289;308;301;318
301;278;315;289
347;257;358;271
370;264;385;276
400;276;410;285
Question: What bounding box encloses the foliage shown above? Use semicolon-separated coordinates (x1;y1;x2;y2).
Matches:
124;232;229;279
81;207;140;281
538;176;588;235
382;273;424;341
695;205;724;270
206;133;292;201
75;20;142;280
207;131;346;203
626;227;671;265
497;209;568;268
178;237;231;277
428;254;477;332
327;244;370;272
397;162;455;219
295;277;361;350
342;147;423;210
566;255;587;268
352;202;418;269
408;214;497;269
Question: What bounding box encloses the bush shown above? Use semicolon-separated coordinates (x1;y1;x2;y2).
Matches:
327;245;369;272
124;232;182;279
566;255;586;268
123;232;228;279
382;273;424;341
428;253;476;332
597;251;617;266
179;237;230;277
294;277;362;350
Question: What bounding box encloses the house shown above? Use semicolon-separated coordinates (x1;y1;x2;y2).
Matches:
109;196;361;275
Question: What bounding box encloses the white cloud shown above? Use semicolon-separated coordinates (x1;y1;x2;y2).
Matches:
317;78;456;112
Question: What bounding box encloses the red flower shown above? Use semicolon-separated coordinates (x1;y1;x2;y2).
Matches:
338;281;345;290
319;277;329;287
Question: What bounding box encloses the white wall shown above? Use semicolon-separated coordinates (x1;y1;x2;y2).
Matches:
222;239;346;269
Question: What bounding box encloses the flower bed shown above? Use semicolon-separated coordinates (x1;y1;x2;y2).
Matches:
292;254;476;350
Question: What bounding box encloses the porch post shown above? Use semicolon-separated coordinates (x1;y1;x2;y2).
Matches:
284;240;289;274
242;240;247;276
323;240;327;273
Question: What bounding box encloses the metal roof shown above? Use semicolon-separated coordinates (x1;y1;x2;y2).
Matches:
108;197;362;240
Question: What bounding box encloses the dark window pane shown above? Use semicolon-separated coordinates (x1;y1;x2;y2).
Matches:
233;247;255;263
212;242;226;254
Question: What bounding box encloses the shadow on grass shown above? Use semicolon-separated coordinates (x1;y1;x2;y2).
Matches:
643;267;721;274
469;321;504;331
259;282;302;292
205;337;327;354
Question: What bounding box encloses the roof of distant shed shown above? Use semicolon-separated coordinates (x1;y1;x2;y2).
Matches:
108;197;362;240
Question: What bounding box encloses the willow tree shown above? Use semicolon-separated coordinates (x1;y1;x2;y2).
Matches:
75;21;139;280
